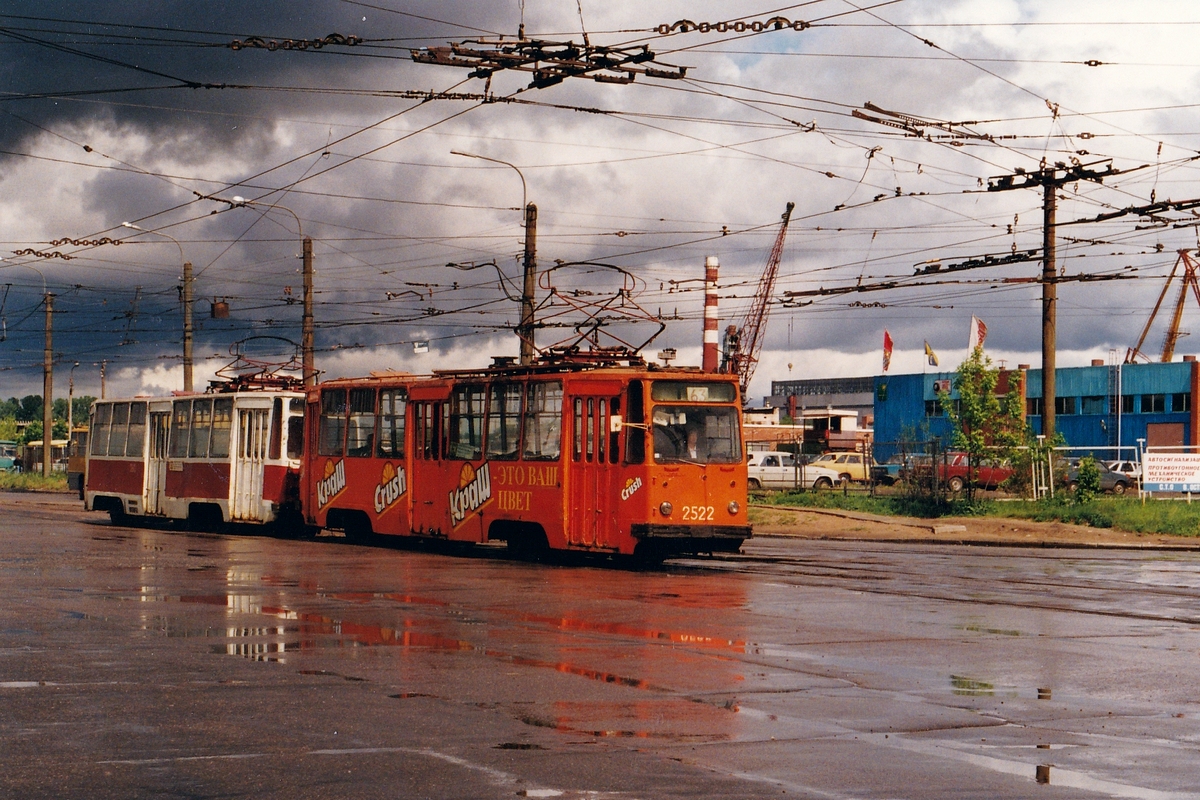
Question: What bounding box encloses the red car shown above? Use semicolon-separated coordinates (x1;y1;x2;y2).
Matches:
939;452;1014;492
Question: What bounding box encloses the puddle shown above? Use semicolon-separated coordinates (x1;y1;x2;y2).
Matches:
861;732;1194;799
0;681;51;688
514;699;734;742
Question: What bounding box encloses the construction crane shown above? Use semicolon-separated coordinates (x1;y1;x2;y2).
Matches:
720;201;795;399
1126;249;1200;363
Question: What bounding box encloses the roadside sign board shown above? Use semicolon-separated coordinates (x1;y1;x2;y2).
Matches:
1143;452;1200;493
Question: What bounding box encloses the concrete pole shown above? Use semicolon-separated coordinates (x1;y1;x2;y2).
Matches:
702;256;720;372
1042;183;1057;438
182;261;193;392
302;236;315;386
42;293;53;478
519;204;537;365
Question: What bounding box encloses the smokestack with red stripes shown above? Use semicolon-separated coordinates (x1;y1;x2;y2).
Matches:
702;256;720;372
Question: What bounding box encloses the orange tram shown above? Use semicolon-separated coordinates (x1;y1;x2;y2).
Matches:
85;355;752;561
306;356;750;560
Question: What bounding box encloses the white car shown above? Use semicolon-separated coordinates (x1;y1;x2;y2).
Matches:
747;451;845;490
1106;460;1141;484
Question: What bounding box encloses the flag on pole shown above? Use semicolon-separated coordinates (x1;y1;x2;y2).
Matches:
882;330;893;372
967;316;987;351
924;340;939;367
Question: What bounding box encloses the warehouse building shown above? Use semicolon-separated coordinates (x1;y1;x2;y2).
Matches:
872;358;1200;459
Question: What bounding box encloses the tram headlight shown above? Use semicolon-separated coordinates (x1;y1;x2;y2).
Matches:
727;501;740;515
659;501;673;517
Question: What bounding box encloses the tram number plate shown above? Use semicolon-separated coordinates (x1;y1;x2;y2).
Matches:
681;505;715;521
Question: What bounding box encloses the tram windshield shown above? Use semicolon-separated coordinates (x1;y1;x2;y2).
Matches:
651;405;741;464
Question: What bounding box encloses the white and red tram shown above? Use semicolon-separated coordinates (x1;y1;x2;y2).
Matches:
84;388;306;528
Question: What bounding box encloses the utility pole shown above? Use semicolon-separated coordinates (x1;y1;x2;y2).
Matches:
987;160;1113;438
182;261;193;392
100;360;106;400
519;204;537;365
302;236;315;385
1042;181;1057;438
42;292;53;478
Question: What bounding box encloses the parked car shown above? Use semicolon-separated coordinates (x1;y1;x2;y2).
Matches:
747;451;845;490
809;451;875;483
906;452;1014;492
1106;460;1141;485
871;452;922;485
1067;460;1131;494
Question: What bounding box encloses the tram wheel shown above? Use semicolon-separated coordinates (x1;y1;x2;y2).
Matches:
506;529;550;561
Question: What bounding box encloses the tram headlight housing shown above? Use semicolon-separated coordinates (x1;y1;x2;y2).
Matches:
727;501;740;515
659;501;673;517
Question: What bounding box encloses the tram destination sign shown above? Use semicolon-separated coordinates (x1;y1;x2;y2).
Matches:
1142;452;1200;493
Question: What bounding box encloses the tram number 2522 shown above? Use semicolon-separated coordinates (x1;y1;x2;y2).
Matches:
681;505;715;521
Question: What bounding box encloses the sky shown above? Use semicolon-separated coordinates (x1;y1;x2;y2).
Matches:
2;0;1200;403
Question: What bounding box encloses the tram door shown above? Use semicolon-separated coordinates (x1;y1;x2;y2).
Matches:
568;392;617;548
145;411;170;515
231;405;269;521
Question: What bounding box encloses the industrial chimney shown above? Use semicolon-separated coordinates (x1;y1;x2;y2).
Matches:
702;256;719;372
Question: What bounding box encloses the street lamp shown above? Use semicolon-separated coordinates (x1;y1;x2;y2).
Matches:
451;151;538;365
122;222;194;392
229;197;315;386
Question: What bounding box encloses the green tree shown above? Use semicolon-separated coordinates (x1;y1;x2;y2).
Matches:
1072;455;1101;503
18;395;41;422
0;397;19;419
939;347;1026;500
0;417;16;441
19;419;68;445
72;396;95;426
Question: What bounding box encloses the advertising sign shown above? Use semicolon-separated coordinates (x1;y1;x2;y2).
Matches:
1142;452;1200;493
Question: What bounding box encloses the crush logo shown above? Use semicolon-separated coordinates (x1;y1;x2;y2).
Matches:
374;462;407;514
621;476;643;501
449;462;492;527
316;459;346;510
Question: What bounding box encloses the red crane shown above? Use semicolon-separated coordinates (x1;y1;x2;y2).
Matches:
721;201;795;399
1126;249;1200;363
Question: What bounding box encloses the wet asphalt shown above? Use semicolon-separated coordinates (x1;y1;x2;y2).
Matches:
2;494;1199;799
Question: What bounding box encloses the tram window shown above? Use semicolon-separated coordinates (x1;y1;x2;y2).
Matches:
169;400;191;458
318;388;347;456
609;398;620;463
651;380;737;403
190;398;213;458
126;402;147;457
449;385;484;460
586;398;595;462
346;388;376;457
210;399;233;458
108;403;129;457
573;398;583;462
441;402;450;459
524;381;562;461
597;399;606;462
90;403;111;456
269;398;284;460
414;403;428;459
287;415;305;460
377;389;406;459
651;406;741;464
485;383;520;460
625;381;645;465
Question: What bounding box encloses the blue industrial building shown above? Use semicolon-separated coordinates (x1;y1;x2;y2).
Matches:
872;358;1200;459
